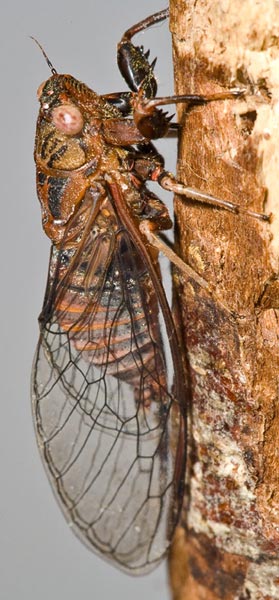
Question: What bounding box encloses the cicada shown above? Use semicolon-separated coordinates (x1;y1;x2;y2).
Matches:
32;8;268;574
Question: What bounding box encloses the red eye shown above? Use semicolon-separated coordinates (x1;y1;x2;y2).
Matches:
52;103;84;135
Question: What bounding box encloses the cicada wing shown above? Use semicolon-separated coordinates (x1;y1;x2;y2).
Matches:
32;191;186;574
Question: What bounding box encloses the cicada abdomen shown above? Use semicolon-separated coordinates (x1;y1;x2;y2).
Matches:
32;55;187;571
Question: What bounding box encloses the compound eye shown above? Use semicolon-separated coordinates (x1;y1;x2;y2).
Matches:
52;103;84;135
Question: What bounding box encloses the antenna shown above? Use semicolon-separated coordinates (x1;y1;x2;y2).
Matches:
30;36;57;75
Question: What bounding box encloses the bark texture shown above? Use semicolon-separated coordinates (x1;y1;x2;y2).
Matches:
168;1;279;599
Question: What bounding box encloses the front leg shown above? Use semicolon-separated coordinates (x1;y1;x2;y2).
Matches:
132;88;246;139
116;10;248;142
117;8;169;97
102;91;133;116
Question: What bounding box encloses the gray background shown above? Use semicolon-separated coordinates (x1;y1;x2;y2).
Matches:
1;1;178;598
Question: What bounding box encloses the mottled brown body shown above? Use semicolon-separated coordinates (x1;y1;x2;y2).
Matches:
32;9;188;575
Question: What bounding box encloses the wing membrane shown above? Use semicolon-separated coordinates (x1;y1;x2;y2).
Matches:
32;185;185;573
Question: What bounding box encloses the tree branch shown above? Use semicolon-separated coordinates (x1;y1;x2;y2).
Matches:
168;1;279;598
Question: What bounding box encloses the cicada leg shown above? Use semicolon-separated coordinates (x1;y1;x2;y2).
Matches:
117;8;169;98
114;10;249;141
157;170;270;222
103;9;169;115
139;220;238;317
132;87;247;140
130;148;270;222
139;220;210;291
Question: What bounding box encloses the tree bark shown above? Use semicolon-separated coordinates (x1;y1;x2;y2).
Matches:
168;1;279;599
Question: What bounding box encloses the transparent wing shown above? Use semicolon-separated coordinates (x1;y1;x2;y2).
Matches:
31;189;186;574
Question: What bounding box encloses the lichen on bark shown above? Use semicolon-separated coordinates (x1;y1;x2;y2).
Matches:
168;1;279;599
